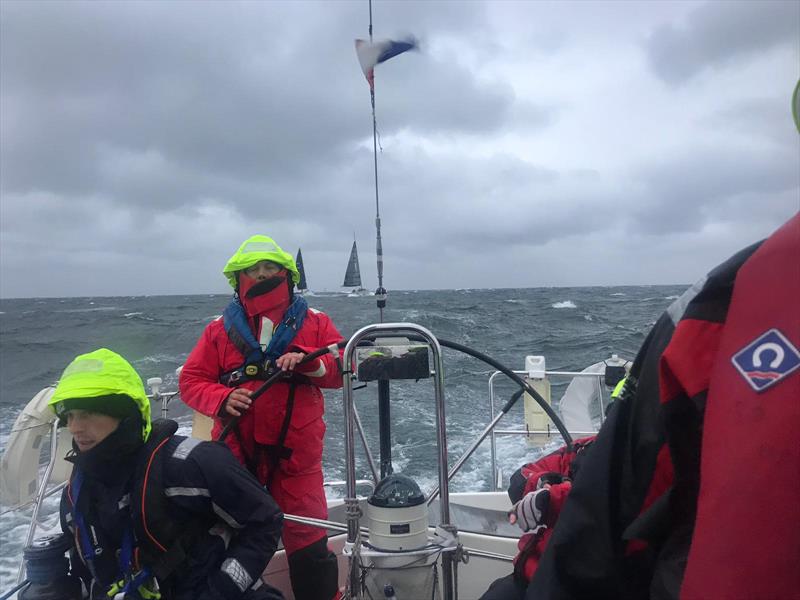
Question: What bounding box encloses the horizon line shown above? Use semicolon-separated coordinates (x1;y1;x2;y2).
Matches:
0;282;691;301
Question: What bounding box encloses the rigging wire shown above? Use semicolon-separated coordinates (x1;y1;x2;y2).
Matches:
367;0;387;322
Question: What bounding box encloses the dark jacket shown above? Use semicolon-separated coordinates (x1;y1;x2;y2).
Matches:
61;419;283;600
529;213;800;600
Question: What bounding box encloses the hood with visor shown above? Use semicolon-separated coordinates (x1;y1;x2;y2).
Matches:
223;234;300;289
48;348;152;441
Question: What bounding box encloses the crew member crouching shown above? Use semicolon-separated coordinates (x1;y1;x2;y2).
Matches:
52;348;284;600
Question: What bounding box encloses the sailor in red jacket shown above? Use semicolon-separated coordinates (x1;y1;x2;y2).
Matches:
180;235;344;600
480;438;596;600
511;438;596;582
528;82;800;600
528;213;800;600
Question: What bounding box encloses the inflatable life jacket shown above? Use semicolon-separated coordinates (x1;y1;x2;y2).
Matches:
219;295;308;386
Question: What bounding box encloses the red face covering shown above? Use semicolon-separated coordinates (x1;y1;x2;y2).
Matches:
238;270;291;322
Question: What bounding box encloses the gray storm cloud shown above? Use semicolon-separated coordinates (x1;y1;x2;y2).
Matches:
1;0;798;298
645;0;799;85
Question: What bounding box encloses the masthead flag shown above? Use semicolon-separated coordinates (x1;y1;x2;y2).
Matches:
355;37;417;90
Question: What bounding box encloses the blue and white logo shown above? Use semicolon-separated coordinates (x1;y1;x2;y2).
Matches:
731;328;800;392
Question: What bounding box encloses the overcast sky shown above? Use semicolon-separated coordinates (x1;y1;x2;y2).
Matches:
1;0;798;298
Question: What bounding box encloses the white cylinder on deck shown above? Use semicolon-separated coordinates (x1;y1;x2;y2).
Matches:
366;502;429;551
366;473;429;551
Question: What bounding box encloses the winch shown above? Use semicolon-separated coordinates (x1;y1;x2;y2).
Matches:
18;533;82;600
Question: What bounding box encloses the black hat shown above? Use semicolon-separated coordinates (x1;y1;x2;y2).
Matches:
53;393;142;426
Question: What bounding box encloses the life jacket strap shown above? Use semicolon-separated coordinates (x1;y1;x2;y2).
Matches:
265;383;297;490
260;444;294;461
106;568;160;599
71;470;124;585
220;365;311;388
219;362;274;386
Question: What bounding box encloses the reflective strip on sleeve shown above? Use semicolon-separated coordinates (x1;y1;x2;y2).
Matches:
172;437;201;460
220;557;254;592
213;502;244;529
164;487;211;498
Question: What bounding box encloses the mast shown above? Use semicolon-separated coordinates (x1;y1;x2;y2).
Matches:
364;0;395;485
368;0;388;321
353;8;457;599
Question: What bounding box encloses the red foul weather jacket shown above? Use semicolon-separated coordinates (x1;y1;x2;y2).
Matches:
179;308;344;554
509;437;595;584
528;213;800;600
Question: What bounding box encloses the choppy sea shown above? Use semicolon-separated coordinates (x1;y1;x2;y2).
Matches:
0;286;685;588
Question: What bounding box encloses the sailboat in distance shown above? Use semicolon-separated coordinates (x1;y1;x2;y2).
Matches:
295;248;310;295
342;238;369;296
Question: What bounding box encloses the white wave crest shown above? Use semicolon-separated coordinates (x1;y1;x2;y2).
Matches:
134;353;183;365
123;312;144;318
552;301;576;309
665;295;679;300
60;306;119;313
610;293;625;296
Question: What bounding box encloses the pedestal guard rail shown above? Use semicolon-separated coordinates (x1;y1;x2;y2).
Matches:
341;323;455;600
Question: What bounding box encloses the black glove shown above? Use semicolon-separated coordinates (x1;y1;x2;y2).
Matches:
537;472;567;488
509;488;550;532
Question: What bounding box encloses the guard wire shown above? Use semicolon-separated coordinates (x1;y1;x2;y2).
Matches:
436;337;573;449
0;580;29;600
353;332;573;450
